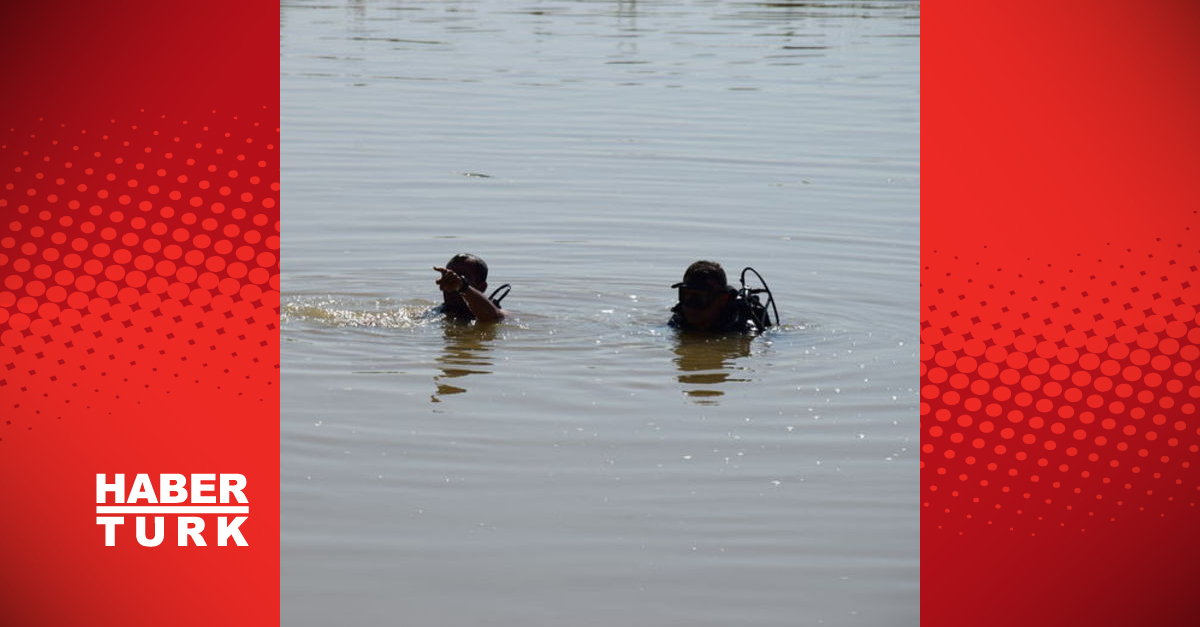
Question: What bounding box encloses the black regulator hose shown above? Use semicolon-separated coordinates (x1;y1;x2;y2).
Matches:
739;267;779;328
488;283;512;306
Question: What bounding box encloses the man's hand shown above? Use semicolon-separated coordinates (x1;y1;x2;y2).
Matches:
434;266;465;293
433;265;505;323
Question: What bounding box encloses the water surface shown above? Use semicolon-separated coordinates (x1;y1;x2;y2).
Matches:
282;1;919;625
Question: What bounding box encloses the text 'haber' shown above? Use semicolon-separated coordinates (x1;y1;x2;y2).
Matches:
95;474;250;547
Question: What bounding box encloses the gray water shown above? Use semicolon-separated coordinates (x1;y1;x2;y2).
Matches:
281;1;919;625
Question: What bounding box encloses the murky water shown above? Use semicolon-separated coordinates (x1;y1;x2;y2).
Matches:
281;1;919;625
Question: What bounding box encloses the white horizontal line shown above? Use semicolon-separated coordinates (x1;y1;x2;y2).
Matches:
96;506;250;514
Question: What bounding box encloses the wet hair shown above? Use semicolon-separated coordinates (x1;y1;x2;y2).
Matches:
682;260;727;290
447;253;489;287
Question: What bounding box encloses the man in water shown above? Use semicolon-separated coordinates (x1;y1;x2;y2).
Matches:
433;253;507;323
669;260;770;334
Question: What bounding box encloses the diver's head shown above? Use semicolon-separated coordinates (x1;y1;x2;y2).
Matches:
445;253;489;292
672;260;735;331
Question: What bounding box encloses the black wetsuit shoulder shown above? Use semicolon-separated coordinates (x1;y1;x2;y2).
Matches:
669;298;767;334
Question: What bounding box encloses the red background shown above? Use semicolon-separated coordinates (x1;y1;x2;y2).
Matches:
925;1;1200;625
0;2;279;625
8;1;1200;624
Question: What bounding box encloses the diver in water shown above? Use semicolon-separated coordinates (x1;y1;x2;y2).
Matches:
668;260;775;334
433;253;509;323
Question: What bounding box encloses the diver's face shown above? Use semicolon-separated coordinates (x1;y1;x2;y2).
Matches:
445;260;483;291
678;283;730;330
441;260;481;312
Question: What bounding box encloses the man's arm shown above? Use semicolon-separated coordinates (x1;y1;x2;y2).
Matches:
457;284;505;323
434;267;506;323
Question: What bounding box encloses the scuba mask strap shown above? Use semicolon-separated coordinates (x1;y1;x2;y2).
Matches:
488;283;512;306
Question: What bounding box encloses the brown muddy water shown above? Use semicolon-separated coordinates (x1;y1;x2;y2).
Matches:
281;1;919;625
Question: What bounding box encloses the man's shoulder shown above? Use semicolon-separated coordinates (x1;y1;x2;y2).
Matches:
730;296;772;332
434;303;475;321
668;304;684;329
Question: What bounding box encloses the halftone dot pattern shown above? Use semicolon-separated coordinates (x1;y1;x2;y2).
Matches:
0;109;279;443
922;231;1200;534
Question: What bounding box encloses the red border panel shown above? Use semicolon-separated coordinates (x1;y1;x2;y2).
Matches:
0;2;279;625
925;1;1200;625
